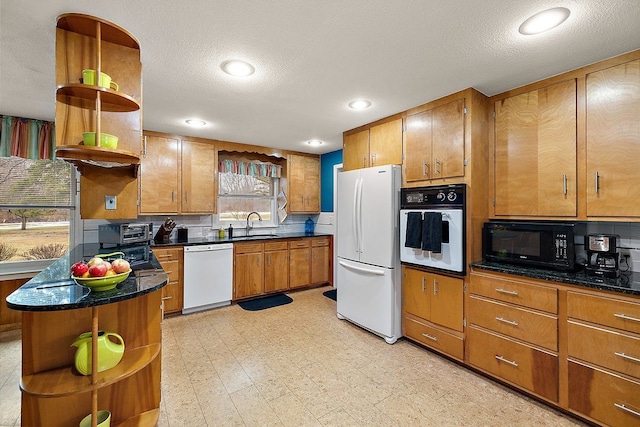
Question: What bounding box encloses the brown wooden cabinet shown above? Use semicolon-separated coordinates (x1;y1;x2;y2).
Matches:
55;14;142;219
233;242;264;299
493;79;577;217
311;237;331;284
289;239;311;289
586;58;640;218
566;290;640;426
140;134;179;214
139;133;216;215
404;99;465;183
264;241;289;293
287;154;320;213
468;271;559;402
152;246;184;316
0;278;28;331
343;119;402;171
402;265;464;360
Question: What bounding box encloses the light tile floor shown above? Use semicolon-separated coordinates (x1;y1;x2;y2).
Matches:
0;287;587;426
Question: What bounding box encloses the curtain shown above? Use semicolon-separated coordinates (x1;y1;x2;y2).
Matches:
218;159;282;178
0;115;55;160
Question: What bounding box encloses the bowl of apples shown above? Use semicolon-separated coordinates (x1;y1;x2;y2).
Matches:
71;252;132;291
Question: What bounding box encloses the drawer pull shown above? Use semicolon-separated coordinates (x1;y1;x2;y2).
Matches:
615;352;640;364
495;288;518;296
614;313;640;323
495;355;519;367
161;296;172;300
165;270;173;275
422;333;438;342
496;317;519;327
614;403;640;418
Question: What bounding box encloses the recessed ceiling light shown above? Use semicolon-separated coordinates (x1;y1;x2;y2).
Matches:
185;119;206;127
221;60;255;76
348;100;372;110
519;7;570;35
307;140;323;146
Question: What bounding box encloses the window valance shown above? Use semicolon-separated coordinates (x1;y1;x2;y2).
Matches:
218;159;282;178
0;115;55;160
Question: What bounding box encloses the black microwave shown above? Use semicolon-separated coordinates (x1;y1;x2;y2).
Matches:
482;221;579;271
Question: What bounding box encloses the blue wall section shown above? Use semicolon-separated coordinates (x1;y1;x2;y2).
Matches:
320;150;343;212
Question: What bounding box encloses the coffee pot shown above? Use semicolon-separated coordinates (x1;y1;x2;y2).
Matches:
585;234;619;278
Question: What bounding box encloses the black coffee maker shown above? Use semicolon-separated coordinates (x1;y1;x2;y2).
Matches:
585;234;619;278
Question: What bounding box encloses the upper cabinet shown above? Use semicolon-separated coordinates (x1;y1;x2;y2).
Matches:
139;133;216;215
343;118;402;171
55;13;142;219
586;59;640;218
493;80;577;217
404;99;465;183
287;154;320;213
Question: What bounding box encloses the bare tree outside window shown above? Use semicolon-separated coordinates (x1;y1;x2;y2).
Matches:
218;172;276;223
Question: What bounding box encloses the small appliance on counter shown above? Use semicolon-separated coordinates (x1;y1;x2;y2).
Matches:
154;218;176;243
177;227;189;243
99;223;152;247
585;234;620;278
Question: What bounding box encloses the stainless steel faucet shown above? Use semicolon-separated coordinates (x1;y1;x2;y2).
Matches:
246;211;262;235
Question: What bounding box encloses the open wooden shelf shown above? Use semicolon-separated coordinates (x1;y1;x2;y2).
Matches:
57;13;139;49
20;343;160;397
56;144;140;163
56;84;140;112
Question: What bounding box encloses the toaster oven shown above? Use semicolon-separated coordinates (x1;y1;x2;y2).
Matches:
99;223;153;247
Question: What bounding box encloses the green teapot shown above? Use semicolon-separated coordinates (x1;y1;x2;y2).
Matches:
71;331;125;376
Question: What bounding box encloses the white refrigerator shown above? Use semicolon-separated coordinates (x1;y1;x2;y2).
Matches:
336;164;402;344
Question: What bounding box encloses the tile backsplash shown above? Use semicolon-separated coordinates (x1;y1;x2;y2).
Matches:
579;222;640;273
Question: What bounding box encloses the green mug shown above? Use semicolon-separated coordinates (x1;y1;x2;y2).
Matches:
82;69;119;91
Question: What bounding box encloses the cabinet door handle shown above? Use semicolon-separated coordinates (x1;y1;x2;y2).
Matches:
422;160;427;176
422;333;438;342
143;135;147;157
363;155;366;168
614;313;640;323
614;403;640;418
371;153;375;166
421;276;425;292
615;352;640;363
563;174;567;195
257;257;260;267
433;279;438;295
185;190;188;202
496;317;519;327
595;170;600;193
495;355;519;367
267;254;271;266
171;190;175;202
435;158;441;175
495;288;519;296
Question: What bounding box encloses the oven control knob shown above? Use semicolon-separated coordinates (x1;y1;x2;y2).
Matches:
437;192;446;201
447;191;457;201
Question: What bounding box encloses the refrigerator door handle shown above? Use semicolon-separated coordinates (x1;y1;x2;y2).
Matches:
356;176;363;254
352;177;360;253
338;260;385;276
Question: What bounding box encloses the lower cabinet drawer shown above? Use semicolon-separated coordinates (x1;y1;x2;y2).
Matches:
569;360;640;427
568;321;640;379
403;316;463;360
469;295;558;351
467;326;558;402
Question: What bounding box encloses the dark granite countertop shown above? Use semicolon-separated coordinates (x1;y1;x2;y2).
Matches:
152;231;332;247
471;261;640;297
6;243;168;312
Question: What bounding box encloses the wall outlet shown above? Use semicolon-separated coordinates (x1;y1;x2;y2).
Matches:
105;195;117;210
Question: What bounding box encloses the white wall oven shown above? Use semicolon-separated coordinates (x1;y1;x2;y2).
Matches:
399;184;466;275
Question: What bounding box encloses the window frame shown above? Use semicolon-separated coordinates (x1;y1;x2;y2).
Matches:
0;162;80;277
216;173;279;229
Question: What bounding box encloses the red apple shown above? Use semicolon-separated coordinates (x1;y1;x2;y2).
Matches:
88;263;108;277
111;259;130;274
71;261;89;277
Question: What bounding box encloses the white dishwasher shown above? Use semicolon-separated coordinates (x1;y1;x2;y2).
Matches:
182;243;233;314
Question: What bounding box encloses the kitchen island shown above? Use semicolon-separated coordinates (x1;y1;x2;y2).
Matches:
6;243;168;427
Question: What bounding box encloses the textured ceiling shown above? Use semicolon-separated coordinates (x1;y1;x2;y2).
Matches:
1;0;639;154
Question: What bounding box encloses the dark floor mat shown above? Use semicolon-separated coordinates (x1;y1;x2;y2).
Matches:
238;293;293;311
323;289;337;301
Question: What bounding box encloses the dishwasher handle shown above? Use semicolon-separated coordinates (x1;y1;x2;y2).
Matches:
183;243;234;252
